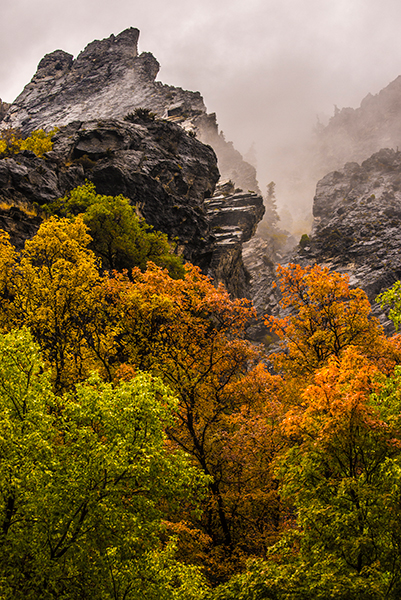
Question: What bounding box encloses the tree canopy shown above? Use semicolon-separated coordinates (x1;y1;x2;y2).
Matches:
2;218;401;598
0;328;208;600
43;182;184;277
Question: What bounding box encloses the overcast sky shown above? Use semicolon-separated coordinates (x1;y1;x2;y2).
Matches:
2;0;401;216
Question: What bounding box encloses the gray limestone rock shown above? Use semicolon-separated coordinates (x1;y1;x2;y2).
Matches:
0;118;264;294
286;148;401;330
1;28;259;195
316;75;401;174
205;180;265;297
0;100;10;123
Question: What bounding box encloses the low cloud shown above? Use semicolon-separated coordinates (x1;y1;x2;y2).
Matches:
2;0;401;223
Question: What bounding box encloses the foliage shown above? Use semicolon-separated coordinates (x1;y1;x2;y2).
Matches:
275;349;401;599
4;209;401;594
212;349;401;600
124;108;157;122
5;216;103;392
376;279;401;331
43;182;184;277
82;192;184;276
0;328;208;599
43;180;99;216
0;224;285;580
266;263;395;378
19;128;57;156
0;128;22;155
0;230;17;331
299;233;310;248
95;263;289;580
209;269;401;597
0;128;57;157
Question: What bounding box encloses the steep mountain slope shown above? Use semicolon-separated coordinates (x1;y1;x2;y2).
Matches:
0;29;265;296
316;75;401;173
1;28;260;195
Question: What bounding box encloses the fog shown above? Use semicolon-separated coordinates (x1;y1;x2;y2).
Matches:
2;0;401;228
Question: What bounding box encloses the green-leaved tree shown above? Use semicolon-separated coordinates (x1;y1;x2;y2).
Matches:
43;182;184;277
0;328;208;600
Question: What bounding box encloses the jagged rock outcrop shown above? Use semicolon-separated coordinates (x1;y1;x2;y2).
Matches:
0;100;10;122
316;75;401;174
1;28;259;194
298;148;401;308
205;180;265;297
0;117;264;293
0;28;267;293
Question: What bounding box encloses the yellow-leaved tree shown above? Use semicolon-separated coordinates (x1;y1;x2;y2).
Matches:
3;216;104;391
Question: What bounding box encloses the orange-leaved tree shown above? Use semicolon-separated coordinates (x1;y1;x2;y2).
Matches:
266;263;400;379
271;346;401;597
98;263;287;580
216;348;401;600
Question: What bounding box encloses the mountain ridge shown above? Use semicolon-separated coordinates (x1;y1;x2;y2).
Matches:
0;29;265;296
1;27;260;196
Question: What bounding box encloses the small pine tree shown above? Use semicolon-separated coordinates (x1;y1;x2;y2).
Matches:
265;181;280;226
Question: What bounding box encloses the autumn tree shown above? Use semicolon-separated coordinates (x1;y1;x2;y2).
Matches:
276;349;401;590
5;216;105;392
0;214;183;391
211;364;289;560
0;328;208;600
0;128;23;155
0;219;288;578
213;349;401;600
267;263;399;379
97;264;288;580
0;220;292;580
43;182;184;277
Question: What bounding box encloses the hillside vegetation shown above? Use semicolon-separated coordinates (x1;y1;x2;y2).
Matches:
1;188;401;598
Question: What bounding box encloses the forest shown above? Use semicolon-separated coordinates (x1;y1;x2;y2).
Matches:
1;178;401;599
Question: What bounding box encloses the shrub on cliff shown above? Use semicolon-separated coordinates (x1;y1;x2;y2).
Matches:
124;107;157;122
43;182;185;277
0;127;57;157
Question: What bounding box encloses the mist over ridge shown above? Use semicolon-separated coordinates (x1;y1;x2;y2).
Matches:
2;0;401;238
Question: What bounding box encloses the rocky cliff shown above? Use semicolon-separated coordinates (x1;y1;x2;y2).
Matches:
0;113;263;296
1;28;259;195
205;180;265;296
316;75;401;174
1;117;219;260
244;147;401;337
298;148;401;319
